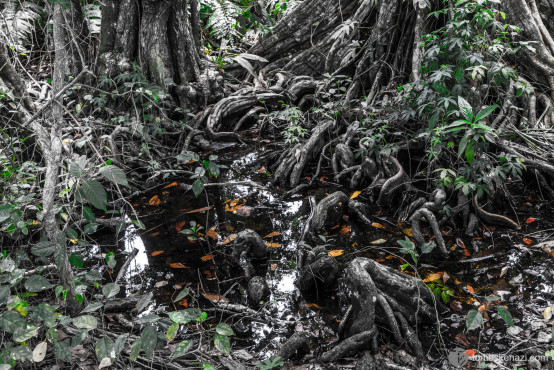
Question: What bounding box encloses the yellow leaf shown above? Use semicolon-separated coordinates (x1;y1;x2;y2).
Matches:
371;222;385;229
265;242;282;248
422;272;443;283
544;306;553;320
201;255;213;262
403;228;413;237
350;191;362;199
305;303;321;309
328;250;344;257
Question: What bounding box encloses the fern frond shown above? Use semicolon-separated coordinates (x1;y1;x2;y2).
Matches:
0;0;42;52
202;0;242;40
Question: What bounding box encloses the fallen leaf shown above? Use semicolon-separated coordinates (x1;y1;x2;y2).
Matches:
403;228;413;237
163;182;179;189
526;217;536;224
467;285;475;293
423;272;443;283
371;222;386;229
370;239;387;245
266;242;282;248
175;221;186;232
206;227;218;240
235;206;253;217
523;237;533;245
227;204;244;213
151;251;164;256
350;191;362;199
258;167;266;173
328;250;344;257
201;255;213;262
184;206;213;214
155;281;168;288
442;272;451;283
466;349;476;357
544;306;553;320
270;263;277;271
169;262;188;269
478;305;486;312
339;225;351;236
320;176;328;181
148;195;161;206
330;225;340;230
201;293;229;303
305;303;321;309
264;231;280;238
178;299;188;307
220;234;237;245
150;232;160;237
455;332;469;347
450;301;463;312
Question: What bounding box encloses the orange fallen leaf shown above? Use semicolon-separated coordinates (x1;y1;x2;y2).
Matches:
258;167;266;173
148;195;161;206
330;225;340;230
467;285;475;293
178;299;188;307
150;232;160;237
201;293;229;303
403;228;413;237
264;231;280;238
206;227;218;239
350;191;362;199
169;262;188;269
466;349;476;357
371;222;385;229
266;242;282;248
175;221;186;232
478;305;486;312
328;250;344;257
526;217;536;224
423;272;443;283
339;225;351;236
523;237;533;245
455;333;469;347
270;263;277;271
151;251;165;256
163;182;179;189
305;303;321;309
320;176;328;181
201;255;213;262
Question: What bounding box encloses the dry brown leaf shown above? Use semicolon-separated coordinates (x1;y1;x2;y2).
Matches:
403;228;413;237
169;262;188;269
155;281;168;288
151;251;164;256
184;206;213;214
371;222;385;229
422;272;443;283
264;231;280;238
523;237;533;245
467;285;475;293
175;221;186;232
148;195;161;206
201;293;229;303
339;225;351;236
328;250;344;257
266;242;282;248
526;217;536;224
201;255;213;262
206;227;218;240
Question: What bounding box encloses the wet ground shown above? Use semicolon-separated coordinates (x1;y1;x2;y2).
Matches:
93;142;554;369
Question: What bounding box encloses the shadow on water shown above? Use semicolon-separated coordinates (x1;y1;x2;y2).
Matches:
96;143;554;364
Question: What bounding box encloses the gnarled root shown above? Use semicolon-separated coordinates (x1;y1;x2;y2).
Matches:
296;246;339;291
231;230;269;303
376;156;407;207
309;191;350;233
327;258;436;361
473;193;519;229
409;189;449;256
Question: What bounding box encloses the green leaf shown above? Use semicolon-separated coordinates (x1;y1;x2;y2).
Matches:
71;328;88;346
82;206;96;222
457;96;473;121
465;140;474;164
192;179;204;197
105;252;116;269
215;323;234;336
466;309;483;332
13;323;38;342
31;241;55;257
170;340;192;361
0;310;25;333
136;292;153;313
140;325;158;358
173;288;190;303
497;306;514;327
168;308;203;324
73;315;98;330
114;334;129;356
95;337;115;362
475;104;498;122
65;227;78;240
69;253;84;268
441;291;450;304
420;241;435;254
102;283;120;298
54;342;72;362
0;285;10;305
130;339;141;361
81;302;104;313
77;180;108;211
166;323;179;342
25;275;54;292
214;333;230;354
458;135;470;158
99;165;130;188
486;296;501;302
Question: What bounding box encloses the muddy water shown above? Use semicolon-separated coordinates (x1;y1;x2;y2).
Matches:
107;144;554;368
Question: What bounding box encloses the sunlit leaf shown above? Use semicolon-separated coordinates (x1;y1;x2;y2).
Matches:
523;237;533;245
265;242;282;248
423;272;443;283
339;225;351;236
169;262;188;269
466;285;475;293
350;191;362;199
148;195;161;206
151;251;164;256
371;222;386;229
170;340;192;361
403;228;413;237
73;315;98;330
328;250;344;257
370;239;387;245
263;231;280;238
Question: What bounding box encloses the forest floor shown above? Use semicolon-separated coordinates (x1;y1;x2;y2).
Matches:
92;129;554;369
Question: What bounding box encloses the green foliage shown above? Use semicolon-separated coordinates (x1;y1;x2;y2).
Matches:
256;356;284;369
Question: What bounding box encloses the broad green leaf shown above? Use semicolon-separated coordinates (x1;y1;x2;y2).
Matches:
458;135;470;158
466;309;483;332
420;241;435;254
214;333;230;354
136;292;153;313
82;206;96;222
25;275;54;292
65;227;78;240
192;179;204;197
140;325;157;358
0;285;9;305
31;241;55;257
170;340;192;361
13;323;38;342
78;180;108;211
71;328;88;346
105;252;116;269
54;342;72;362
102;283;120;298
99;165;129;188
215;323;234;336
166;323;179;342
95;337;115;362
173;288;190;303
69;253;84;268
130;339;141;361
475;104;499;122
168;308;203;324
73;315;98;330
114;334;129;356
497;306;514;327
81;302;104;313
457;96;473;121
465;140;474;164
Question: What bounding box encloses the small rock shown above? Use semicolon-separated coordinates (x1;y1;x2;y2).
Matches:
507;326;523;336
528;357;542;369
537;331;552;343
530;321;546;331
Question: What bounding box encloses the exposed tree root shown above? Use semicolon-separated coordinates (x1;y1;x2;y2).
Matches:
409;189;449;255
231;230;269;303
473;193;519;229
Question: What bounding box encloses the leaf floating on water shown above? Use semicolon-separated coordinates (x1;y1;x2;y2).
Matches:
169;263;188;269
163;182;179;189
265;243;282;248
155;281;168;288
350;191;362;199
264;231;280;238
151;251;164;256
339;225;351;236
328;250;344;257
201;293;229;303
523;237;533;245
148;195;161;206
403;228;413;237
371;222;385;229
201;255;213;262
206;227;218;240
526;217;536;224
